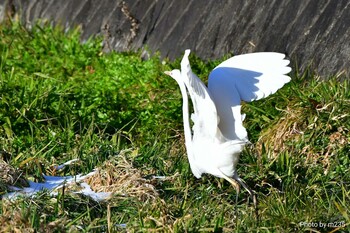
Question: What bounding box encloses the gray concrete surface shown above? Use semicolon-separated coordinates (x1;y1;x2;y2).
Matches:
1;0;349;77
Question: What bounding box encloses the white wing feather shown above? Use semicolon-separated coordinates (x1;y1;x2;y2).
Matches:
180;50;219;138
208;52;291;140
209;52;291;101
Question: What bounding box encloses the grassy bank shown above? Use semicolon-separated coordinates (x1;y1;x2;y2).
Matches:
0;21;349;232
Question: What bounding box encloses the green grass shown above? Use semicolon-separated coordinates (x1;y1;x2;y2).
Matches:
0;21;349;232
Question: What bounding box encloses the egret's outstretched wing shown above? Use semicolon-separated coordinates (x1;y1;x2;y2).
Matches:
180;49;219;138
208;52;291;140
209;52;291;101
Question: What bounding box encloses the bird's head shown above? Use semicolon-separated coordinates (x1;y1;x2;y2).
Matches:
164;69;182;82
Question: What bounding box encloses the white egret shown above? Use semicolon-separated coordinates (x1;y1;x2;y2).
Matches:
165;49;291;208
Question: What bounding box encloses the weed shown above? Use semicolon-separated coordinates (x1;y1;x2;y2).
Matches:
0;21;349;232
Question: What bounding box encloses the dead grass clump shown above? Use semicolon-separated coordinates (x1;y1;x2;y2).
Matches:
84;149;159;201
256;97;349;174
256;105;306;157
0;198;68;233
0;200;34;233
308;127;349;174
0;159;29;193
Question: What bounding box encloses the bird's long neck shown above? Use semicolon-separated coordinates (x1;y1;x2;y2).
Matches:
176;78;203;178
176;80;192;152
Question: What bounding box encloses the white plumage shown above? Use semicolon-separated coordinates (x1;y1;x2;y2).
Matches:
165;49;291;207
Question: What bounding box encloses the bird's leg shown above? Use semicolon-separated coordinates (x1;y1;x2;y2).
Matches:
221;174;240;194
218;171;241;220
233;173;258;219
218;170;258;219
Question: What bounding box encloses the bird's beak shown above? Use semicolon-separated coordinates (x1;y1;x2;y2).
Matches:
164;71;171;76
